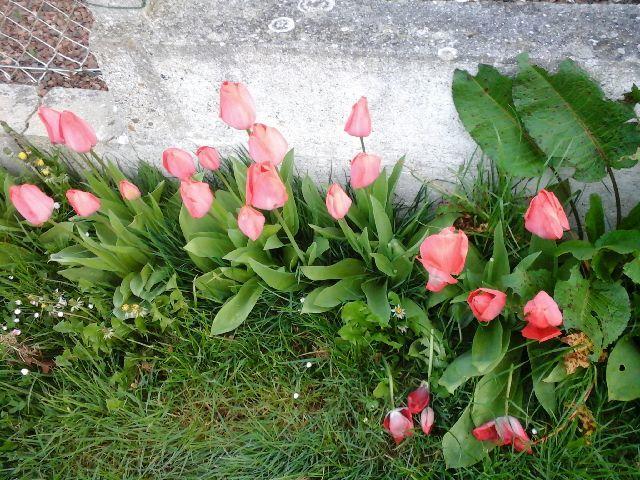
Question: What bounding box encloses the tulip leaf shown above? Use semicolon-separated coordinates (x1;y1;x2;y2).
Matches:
184;235;235;259
247;258;300;292
585;194;605;243
483;221;510;287
606;335;640;401
314;277;365;308
302;176;332;226
361;278;390;326
513;56;640;182
210;278;263;335
370;196;393;246
555;266;630;356
300;287;333;314
527;343;558;415
301;259;366;280
471;320;504;373
452;65;545;177
443;407;491;469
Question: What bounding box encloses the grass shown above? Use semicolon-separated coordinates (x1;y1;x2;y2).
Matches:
1;147;639;479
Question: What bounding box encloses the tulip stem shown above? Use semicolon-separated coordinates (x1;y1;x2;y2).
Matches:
382;356;394;407
504;363;514;416
89;149;108;172
359;137;366;153
214;171;242;204
273;209;306;264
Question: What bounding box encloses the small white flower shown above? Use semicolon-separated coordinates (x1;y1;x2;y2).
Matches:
1;325;7;331
398;325;408;334
300;297;305;303
57;312;64;318
392;305;406;319
88;304;94;309
53;202;61;210
13;318;19;323
531;428;538;436
15;300;22;305
12;329;21;336
34;313;40;318
55;289;59;293
8;275;14;280
85;232;90;237
14;309;21;315
20;368;29;375
305;361;312;368
363;417;368;423
58;296;67;306
293;392;300;399
30;300;37;306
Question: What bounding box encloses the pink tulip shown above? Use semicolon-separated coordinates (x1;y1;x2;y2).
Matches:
344;96;372;137
524;189;570;240
9;184;54;226
407;383;430;414
66;189;101;217
382;408;414;445
420;407;435;435
238;205;265;241
522;291;563;342
179;180;214;219
350;152;381;189
418;227;468;292
248;123;289;166
162;148;196;180
59;111;97;153
196;146;221;171
467;288;507;322
246;162;288;211
37;106;64;144
325;183;352;220
219;81;256;130
118;180;141;201
472;416;532;453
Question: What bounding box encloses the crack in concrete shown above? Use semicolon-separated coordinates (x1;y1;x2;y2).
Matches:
21;96;43;135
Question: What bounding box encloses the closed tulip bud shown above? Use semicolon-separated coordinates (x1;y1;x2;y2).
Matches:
59;111;97;153
246;162;288;211
162;147;196;180
248;123;289;166
472;416;532;453
196;146;221;171
344;96;372;137
418;227;468;292
420;407;435;435
66;189;101;217
118;180;141;201
238;205;265;241
382;408;414;445
9;184;55;226
219;81;256;130
407;382;430;414
524;189;570;240
350;152;381;189
522;291;563;342
179;180;214;219
37;106;64;144
467;288;507;322
325;184;352;220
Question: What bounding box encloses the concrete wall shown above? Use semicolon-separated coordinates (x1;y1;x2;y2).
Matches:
2;0;640;217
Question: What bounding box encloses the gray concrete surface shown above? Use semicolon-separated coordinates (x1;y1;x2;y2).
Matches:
2;0;640;218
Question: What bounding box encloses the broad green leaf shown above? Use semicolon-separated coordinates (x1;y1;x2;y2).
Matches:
594;230;640;254
620;201;640;230
361;279;390;326
194;270;236;302
370;196;393;246
483;221;509;286
513;57;640;182
554;240;595;260
452;65;545;177
606;335;640;401
443;407;491;469
471;320;504;373
301;259;365;280
314;277;364;308
247;258;299;292
585;194;605;243
623;256;640;284
503;252;551;300
184;235;234;258
210;278;263;335
555;267;630;354
527;343;558;415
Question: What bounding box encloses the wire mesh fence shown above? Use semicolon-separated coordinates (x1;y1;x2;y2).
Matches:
0;0;106;94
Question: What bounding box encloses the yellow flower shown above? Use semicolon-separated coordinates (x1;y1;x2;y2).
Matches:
121;304;130;312
35;158;45;167
41;167;51;176
18;152;28;161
